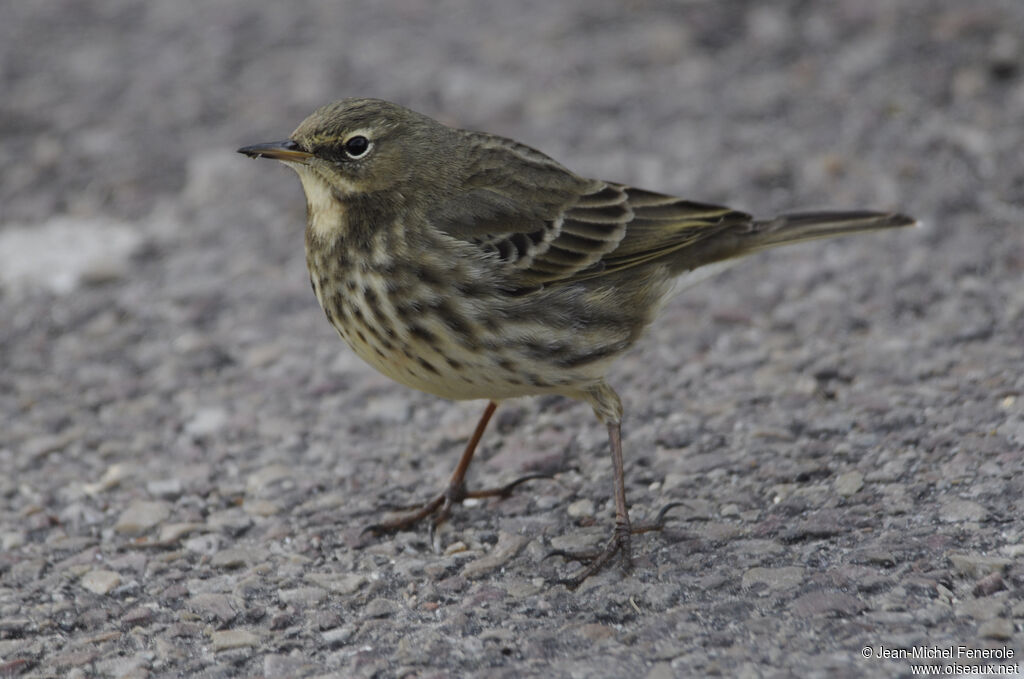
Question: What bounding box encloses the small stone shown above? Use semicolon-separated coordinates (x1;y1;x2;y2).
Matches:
321;625;355;647
956;598;1004;621
210;548;257;569
263;654;320;677
978;618;1014;640
50;650;97;670
158;523;203;543
246;465;293;495
244;343;284;368
115;501;171;535
645;662;676;679
791;591;867;618
209;629;260;651
719;503;742;518
305;573;366;595
0;217;142;294
83;463;137;495
121;606;155;627
183;534;222;555
444;541;469;555
206;508;252;536
567;499;595;518
184;408;228;437
575;623;616;640
973;572;1006;597
1;532;25;551
1001;543;1024;559
362;598;397;618
742;566;805;590
186;593;237;624
939;500;987;523
93;652;150;679
80;570;121;595
949;553;1011;579
146;478;183;500
364;395;412;422
463;532;529;579
278;587;327;607
243;500;280;517
549;528;603;554
833;470;864;497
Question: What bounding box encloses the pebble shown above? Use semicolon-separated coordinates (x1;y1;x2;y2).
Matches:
263;654;321;677
80;569;121;595
243;500;280;517
566;498;595;518
741;567;805;591
949;553;1011;579
362;598;398;619
1;532;25;551
210;548;257;569
186;593;237;624
246;465;294;495
0;217;142;293
463;532;529;579
321;625;356;647
972;572;1006;597
364;395;413;422
83;463;137;495
939;499;988;523
209;629;260;651
184;407;228;437
833;470;864;497
790;591;867;618
978;618;1014;640
305;573;367;595
206;508;253;536
278;587;328;607
114;501;171;535
158;523;203;544
146;478;183;500
183;534;223;556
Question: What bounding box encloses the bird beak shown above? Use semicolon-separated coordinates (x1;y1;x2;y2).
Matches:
237;140;313;163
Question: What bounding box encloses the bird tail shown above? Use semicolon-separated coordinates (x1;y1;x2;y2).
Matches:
741;210;917;255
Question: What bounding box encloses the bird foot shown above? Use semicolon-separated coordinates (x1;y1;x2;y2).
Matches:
362;473;552;535
548;502;686;589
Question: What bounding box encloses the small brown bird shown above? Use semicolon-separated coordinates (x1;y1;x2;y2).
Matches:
239;98;914;586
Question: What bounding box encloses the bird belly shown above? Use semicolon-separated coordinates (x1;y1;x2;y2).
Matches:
306;264;618;402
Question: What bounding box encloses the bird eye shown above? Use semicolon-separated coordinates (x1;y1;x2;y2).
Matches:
343;136;370;159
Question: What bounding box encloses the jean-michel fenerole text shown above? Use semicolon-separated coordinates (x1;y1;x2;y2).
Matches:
872;645;1014;660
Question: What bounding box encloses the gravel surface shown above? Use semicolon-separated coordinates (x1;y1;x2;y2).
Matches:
2;2;1023;677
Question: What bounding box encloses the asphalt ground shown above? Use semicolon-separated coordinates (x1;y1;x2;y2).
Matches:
1;2;1022;677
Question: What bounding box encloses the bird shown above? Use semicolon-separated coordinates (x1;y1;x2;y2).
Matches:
238;98;915;586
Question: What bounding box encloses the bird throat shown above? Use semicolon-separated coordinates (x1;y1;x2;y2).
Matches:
295;167;350;243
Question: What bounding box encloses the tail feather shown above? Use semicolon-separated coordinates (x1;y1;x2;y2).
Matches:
745;211;917;253
666;209;916;277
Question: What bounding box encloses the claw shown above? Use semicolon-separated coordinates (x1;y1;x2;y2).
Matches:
464;472;554;499
548;503;684;588
555;521;634;589
647;501;688;530
362;474;551;536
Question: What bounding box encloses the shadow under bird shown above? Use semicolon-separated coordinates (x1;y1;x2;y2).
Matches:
239;98;915;586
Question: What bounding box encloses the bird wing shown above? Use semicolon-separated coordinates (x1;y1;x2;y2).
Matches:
433;131;753;287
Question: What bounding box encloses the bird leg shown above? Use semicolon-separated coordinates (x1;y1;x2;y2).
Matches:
364;400;549;534
551;419;680;589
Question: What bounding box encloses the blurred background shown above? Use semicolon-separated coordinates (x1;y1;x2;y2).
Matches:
8;0;1018;227
1;1;1022;676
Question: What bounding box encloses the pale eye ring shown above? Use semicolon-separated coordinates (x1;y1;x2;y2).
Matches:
343;135;371;159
